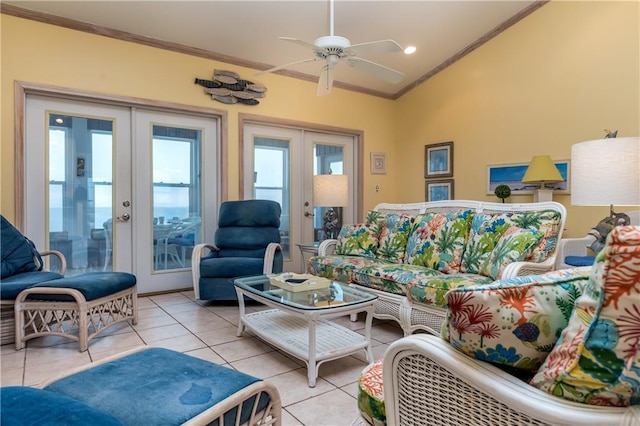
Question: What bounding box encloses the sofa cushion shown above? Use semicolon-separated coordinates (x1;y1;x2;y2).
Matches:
0;386;124;425
443;267;589;371
530;226;640;406
460;209;562;275
308;255;428;296
478;227;544;280
335;223;380;258
376;213;416;263
405;210;473;274
405;274;494;308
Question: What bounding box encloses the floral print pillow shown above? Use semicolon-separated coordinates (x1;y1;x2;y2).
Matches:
376;213;416;264
461;209;562;274
530;226;640;406
405;210;473;274
479;227;543;279
444;267;589;371
335;223;380;258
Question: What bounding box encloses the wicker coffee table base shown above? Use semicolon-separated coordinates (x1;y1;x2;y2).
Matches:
235;287;375;387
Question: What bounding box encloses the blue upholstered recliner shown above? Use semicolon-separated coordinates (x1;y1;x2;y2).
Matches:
191;200;283;301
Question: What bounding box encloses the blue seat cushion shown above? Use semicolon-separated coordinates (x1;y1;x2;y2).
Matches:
0;386;124;426
44;347;269;426
28;272;136;302
0;271;64;300
564;255;596;267
200;257;267;278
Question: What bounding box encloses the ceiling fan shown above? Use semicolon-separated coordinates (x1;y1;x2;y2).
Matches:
256;0;405;96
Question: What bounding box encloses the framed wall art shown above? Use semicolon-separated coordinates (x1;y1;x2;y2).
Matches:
370;152;386;174
426;179;454;201
486;160;570;195
425;141;453;178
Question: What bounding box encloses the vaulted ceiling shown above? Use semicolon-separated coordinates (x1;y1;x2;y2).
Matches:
2;1;546;99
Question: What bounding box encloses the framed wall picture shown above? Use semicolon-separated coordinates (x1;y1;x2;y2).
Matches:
486;160;570;195
370;152;386;174
426;179;454;201
425;141;453;178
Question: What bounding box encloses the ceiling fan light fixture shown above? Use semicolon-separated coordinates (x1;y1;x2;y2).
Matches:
404;46;417;55
260;0;405;95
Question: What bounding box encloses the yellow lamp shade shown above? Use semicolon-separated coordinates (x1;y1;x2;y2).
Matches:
522;155;563;184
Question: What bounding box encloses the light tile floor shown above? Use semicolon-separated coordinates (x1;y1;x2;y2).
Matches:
0;290;404;426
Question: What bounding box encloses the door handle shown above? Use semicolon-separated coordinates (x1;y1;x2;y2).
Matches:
117;213;131;222
304;211;314;217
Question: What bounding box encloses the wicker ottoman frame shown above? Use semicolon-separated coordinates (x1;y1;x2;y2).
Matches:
14;285;137;352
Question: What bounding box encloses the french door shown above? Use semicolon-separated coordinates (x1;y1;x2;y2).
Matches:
24;95;219;294
243;123;356;272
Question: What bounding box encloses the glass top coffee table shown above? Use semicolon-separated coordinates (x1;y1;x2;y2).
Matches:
234;275;377;387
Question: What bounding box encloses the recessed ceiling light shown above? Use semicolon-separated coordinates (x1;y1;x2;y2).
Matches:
55;118;63;124
404;46;417;55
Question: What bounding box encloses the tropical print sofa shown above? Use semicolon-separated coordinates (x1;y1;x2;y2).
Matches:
308;200;566;335
356;225;640;426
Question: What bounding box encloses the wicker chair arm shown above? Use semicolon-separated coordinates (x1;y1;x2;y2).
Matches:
191;243;218;300
383;334;637;426
317;239;337;256
39;250;67;274
501;259;554;278
263;243;282;275
555;235;596;269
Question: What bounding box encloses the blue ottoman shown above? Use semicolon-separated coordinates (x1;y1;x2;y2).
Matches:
14;272;138;352
1;347;282;426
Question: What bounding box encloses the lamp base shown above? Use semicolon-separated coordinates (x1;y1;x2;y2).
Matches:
532;188;554;203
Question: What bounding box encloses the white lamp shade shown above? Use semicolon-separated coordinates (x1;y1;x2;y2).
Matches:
571;137;640;206
313;174;348;207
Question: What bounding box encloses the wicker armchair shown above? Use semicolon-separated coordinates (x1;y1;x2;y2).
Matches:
555;210;639;269
382;334;639;426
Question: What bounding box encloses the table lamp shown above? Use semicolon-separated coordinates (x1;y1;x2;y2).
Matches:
313;174;348;239
571;136;640;228
521;155;564;202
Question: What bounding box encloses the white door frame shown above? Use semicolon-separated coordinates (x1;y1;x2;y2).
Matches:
15;82;226;294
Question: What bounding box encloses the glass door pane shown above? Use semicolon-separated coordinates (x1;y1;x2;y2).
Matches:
47;113;115;275
152;125;202;271
313;143;344;240
253;137;290;259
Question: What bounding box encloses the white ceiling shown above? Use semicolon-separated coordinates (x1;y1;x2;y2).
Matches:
3;0;543;98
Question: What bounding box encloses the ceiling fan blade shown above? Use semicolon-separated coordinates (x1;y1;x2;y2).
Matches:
348;39;403;55
346;57;404;84
317;65;335;96
255;57;319;76
279;36;322;52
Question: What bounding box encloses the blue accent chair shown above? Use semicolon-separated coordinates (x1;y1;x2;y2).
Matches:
191;200;283;301
0;215;137;351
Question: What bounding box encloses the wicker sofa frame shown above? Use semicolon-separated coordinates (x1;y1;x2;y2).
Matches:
382;334;639;425
316;200;566;336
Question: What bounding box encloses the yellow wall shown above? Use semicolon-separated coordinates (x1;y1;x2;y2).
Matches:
0;15;397;223
395;1;639;236
2;1;639;236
